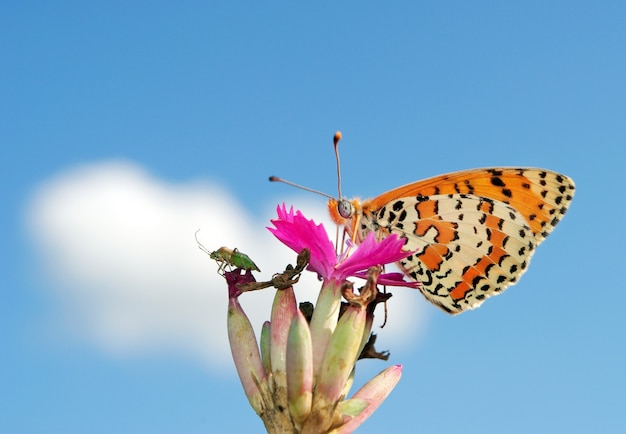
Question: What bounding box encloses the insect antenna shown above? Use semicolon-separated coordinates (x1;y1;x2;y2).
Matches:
333;131;349;250
268;176;334;200
194;229;211;255
269;132;347;254
268;131;344;201
333;131;343;199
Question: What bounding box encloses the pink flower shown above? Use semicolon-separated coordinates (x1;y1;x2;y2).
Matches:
206;204;412;432
268;204;418;287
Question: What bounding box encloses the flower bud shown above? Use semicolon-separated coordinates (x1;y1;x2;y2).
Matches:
286;310;313;425
227;296;267;415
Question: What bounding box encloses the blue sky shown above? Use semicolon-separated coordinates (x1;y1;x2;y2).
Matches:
2;1;625;433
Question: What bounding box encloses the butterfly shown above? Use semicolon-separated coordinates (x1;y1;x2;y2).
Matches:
327;166;575;314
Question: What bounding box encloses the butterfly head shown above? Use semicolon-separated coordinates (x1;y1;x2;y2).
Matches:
328;197;362;238
271;132;366;240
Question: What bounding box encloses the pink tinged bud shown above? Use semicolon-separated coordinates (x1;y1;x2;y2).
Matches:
358;316;374;359
260;321;271;375
339;367;356;403
268;286;297;415
301;304;367;434
334;398;368;422
227;297;268;415
269;286;297;375
332;365;403;434
286;310;313;425
314;303;367;409
308;279;342;379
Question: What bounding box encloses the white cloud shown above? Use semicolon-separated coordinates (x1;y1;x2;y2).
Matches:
26;161;428;371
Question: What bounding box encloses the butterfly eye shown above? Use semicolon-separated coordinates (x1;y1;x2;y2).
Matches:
337;199;354;219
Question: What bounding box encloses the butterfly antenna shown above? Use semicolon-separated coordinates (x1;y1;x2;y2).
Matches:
268;176;334;200
334;131;343;199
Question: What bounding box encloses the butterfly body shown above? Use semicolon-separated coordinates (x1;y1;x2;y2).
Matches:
328;168;575;314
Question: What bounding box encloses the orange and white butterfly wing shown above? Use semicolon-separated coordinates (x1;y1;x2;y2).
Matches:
357;168;575;314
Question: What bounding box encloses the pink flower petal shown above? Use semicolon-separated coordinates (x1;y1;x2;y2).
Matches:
352;271;420;288
269;205;416;286
268;204;336;279
334;233;412;281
